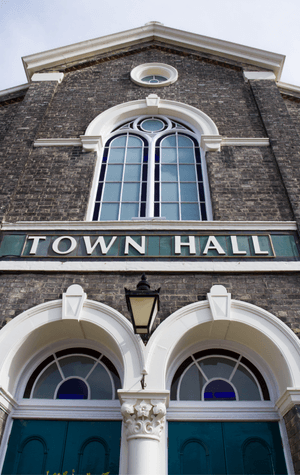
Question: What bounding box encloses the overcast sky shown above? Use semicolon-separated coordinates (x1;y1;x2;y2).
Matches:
1;0;299;92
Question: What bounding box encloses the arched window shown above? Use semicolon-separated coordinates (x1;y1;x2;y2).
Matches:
23;348;121;400
92;116;210;221
170;349;270;401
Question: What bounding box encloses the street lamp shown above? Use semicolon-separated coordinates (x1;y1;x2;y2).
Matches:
125;274;160;340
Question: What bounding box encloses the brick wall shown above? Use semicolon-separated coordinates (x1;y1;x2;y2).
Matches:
1;272;300;337
284;405;300;474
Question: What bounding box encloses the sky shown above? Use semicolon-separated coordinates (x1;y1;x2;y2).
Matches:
1;0;300;92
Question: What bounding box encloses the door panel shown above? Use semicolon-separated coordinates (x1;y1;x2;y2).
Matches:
2;420;121;475
168;421;288;475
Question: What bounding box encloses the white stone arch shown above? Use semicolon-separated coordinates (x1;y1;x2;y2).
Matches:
145;285;300;415
82;95;219;148
0;285;145;407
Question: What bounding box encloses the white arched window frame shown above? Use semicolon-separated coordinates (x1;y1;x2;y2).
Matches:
90;116;211;222
84;97;218;222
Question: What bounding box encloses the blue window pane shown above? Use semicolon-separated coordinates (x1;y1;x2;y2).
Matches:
120;203;139;220
141;119;164;132
161;165;178;182
161;135;176;147
178;135;193;147
100;203;119;221
179;364;203;400
161;148;177;163
105;164;123;181
127;136;142;147
126;148;142;163
103;183;121;201
57;378;88;400
231;366;261;401
108;148;125;163
124;164;141;181
122;183;140;201
204;380;236;401
179;165;197;181
200;357;236;380
111;136;126;147
161;203;179;220
161;183;178;202
181;183;198;202
178;148;194;163
181;203;200;220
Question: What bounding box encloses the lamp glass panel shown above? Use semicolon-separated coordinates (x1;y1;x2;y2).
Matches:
129;296;156;328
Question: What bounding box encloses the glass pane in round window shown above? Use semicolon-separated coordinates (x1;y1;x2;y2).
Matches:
231;365;261;401
33;363;62;399
200;357;236;380
56;378;88;399
141;75;167;83
141;119;165;132
87;363;113;399
59;355;95;379
204;380;236;401
179;364;204;400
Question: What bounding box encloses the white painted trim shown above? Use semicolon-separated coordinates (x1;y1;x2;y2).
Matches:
1;220;297;231
12;401;122;420
34;138;82;147
0;388;16;414
0;83;29;97
21;23;285;81
31;72;64;83
33;136;270;150
84;96;219;139
243;71;276;81
221;137;270;147
167;402;279;420
276;388;300;416
277;81;300;94
130;63;178;87
1;261;300;273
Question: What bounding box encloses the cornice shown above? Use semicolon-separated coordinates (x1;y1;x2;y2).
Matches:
22;22;285;81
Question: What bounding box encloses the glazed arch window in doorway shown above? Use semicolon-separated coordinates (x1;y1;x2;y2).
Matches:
170;349;270;401
23;348;121;400
92;116;210;221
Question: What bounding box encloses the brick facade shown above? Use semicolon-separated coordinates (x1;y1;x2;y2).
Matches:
1;32;300;474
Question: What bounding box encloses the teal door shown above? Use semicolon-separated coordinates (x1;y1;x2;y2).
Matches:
2;419;121;475
168;421;288;475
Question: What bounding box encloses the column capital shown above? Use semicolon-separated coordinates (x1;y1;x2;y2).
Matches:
118;390;169;441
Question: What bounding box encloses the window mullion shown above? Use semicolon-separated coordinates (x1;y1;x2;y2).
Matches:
146;138;155;218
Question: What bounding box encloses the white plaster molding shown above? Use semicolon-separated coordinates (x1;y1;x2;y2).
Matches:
145;93;160;113
33;135;270;150
200;135;222;152
0;83;29;97
84;98;219;138
277;81;300;94
221;137;270;147
167;402;279;420
131;64;178;88
31;72;64;83
243;71;276;81
119;391;169;441
80;135;103;153
1;261;300;273
22;23;285;81
0;388;17;414
62;284;86;320
207;285;231;320
276;388;300;416
34;138;82;147
1;220;297;231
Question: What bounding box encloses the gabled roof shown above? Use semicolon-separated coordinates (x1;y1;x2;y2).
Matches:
22;21;285;81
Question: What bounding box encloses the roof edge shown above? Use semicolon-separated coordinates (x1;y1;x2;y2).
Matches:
22;23;285;81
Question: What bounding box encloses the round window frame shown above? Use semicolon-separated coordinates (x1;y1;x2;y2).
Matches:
130;63;178;88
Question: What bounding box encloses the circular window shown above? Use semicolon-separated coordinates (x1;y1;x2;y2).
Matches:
140;118;165;132
131;63;178;87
